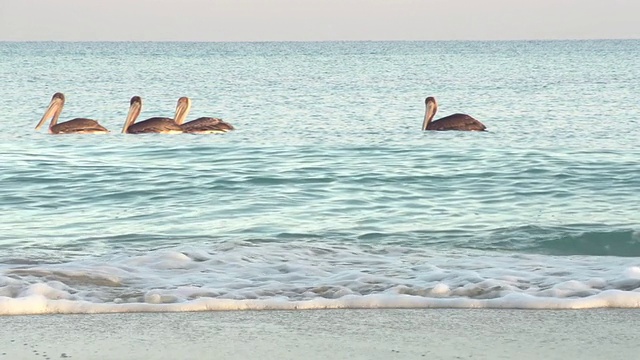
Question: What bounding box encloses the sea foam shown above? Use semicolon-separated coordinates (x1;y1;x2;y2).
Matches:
2;243;640;315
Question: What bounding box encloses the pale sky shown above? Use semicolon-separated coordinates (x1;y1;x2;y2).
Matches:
1;0;639;41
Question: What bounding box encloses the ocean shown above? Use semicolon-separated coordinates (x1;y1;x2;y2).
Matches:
0;40;639;315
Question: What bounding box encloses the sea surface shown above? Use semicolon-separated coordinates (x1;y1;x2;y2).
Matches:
0;40;639;315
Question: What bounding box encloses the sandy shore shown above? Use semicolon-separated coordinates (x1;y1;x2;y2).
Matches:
0;309;638;359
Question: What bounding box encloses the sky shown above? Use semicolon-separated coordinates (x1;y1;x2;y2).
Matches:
1;0;639;41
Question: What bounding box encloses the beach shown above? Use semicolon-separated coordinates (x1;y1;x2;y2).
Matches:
1;40;639;359
1;309;638;359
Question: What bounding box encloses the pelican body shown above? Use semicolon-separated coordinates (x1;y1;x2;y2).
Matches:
180;117;235;134
35;93;109;134
174;97;235;134
122;97;189;134
422;97;486;131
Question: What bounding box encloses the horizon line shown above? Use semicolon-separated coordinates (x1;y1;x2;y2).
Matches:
0;37;639;43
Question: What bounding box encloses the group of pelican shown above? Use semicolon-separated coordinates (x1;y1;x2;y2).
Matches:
35;93;486;134
35;93;235;134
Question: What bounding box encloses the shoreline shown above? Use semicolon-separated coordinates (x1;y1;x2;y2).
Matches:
1;309;638;359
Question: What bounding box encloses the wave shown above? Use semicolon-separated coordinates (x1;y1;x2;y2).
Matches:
481;225;640;257
2;241;640;315
2;290;640;315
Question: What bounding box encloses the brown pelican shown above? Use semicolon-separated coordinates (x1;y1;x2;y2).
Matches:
122;96;189;134
422;97;486;131
174;97;235;134
35;93;109;134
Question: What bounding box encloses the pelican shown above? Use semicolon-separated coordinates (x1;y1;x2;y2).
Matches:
422;97;486;131
174;97;235;134
122;96;189;134
35;93;109;134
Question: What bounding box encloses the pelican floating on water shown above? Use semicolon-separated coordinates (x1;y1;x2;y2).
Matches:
35;93;109;134
174;97;235;134
422;97;486;131
122;96;189;134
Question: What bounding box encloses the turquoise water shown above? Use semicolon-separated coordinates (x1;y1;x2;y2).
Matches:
1;40;639;314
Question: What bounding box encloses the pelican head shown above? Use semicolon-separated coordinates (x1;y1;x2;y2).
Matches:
122;96;143;133
35;92;66;131
422;96;438;131
173;96;192;125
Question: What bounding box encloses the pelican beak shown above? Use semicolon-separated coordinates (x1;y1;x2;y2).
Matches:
35;97;63;130
173;97;191;125
422;99;436;131
122;98;142;133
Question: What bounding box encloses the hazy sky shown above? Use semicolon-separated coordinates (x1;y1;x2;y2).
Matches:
1;0;639;41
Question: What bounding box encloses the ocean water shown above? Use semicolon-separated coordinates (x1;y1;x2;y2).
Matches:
0;40;639;315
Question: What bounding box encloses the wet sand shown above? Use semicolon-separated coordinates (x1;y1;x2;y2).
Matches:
1;309;638;359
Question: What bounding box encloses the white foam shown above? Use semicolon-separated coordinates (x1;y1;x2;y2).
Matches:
430;283;451;296
18;282;73;300
2;290;640;315
623;266;640;279
2;244;640;315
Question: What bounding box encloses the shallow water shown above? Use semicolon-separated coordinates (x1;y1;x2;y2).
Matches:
0;40;639;314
